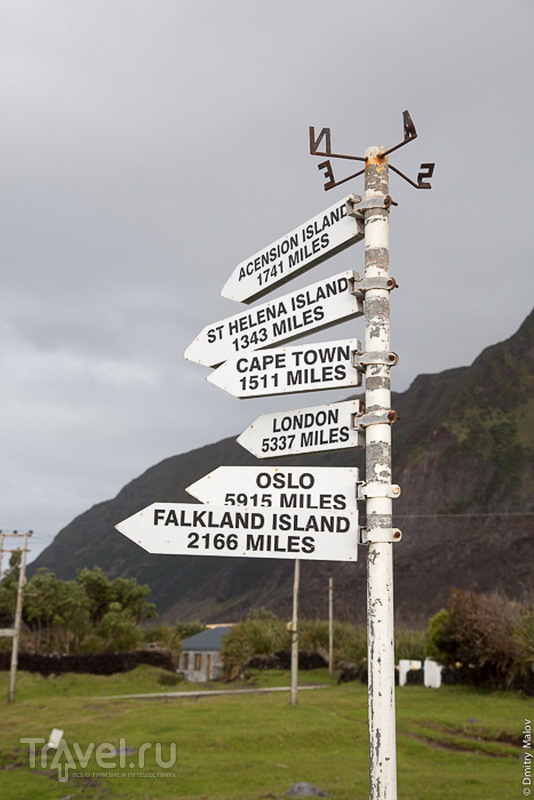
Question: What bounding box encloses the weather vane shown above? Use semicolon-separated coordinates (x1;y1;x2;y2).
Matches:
309;109;434;191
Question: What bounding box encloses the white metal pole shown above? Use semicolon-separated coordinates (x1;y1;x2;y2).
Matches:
362;147;397;800
290;558;300;706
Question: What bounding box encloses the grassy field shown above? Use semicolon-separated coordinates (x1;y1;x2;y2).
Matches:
0;666;528;800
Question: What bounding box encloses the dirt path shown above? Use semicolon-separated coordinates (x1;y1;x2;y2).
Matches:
98;684;331;700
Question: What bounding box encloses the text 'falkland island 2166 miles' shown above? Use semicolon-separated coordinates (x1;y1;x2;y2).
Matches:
115;502;359;562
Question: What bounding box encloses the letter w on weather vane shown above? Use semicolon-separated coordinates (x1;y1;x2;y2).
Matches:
309;109;435;191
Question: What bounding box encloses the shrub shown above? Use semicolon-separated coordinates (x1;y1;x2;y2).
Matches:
157;671;182;687
222;611;430;678
174;621;207;641
426;589;533;690
221;609;290;678
395;628;427;661
221;625;256;680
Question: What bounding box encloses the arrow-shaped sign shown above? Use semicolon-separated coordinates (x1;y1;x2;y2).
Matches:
221;196;364;304
207;338;362;398
237;399;364;458
115;502;358;562
186;465;360;510
184;270;362;368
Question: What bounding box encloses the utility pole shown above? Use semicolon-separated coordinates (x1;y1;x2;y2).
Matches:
289;558;300;706
328;576;334;678
0;531;5;578
0;531;32;703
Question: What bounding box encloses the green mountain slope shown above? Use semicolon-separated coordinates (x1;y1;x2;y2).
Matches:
29;310;533;624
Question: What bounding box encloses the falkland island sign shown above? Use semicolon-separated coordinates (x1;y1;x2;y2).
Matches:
221;196;364;304
115;502;358;562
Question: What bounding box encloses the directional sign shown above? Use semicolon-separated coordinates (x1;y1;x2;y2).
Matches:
115;502;358;562
186;466;360;511
207;338;362;398
184;270;362;368
237;399;364;458
221;196;364;304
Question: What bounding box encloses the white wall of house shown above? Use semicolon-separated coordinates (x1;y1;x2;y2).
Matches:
179;648;224;683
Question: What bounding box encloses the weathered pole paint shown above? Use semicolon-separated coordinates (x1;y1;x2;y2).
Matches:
363;147;397;799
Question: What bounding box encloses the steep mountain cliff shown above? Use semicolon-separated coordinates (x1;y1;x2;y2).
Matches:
29;310;533;624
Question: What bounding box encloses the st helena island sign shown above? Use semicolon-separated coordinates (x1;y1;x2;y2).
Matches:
184;270;362;368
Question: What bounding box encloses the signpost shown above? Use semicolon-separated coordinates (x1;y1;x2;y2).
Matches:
183;270;362;368
237;400;364;458
207;338;362;398
303;110;433;800
221;195;364;304
115;502;358;562
186;466;360;511
118;108;433;800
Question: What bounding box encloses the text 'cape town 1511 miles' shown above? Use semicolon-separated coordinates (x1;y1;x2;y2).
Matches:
207;337;362;398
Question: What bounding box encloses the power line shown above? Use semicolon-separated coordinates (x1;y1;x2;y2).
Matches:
392;511;533;519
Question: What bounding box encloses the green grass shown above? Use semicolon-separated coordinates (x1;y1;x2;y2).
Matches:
0;667;528;799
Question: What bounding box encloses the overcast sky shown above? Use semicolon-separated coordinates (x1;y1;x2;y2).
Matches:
2;0;532;561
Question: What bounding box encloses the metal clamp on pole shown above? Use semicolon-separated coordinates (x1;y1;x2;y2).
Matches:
352;409;399;429
353;351;399;369
360;528;403;545
353;275;399;297
358;483;401;500
346;193;396;219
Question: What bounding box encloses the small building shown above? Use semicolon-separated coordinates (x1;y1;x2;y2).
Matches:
423;658;443;688
179;626;232;683
398;659;422;686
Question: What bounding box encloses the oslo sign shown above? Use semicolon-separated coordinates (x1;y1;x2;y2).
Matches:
207;338;362;398
221;196;364;304
237;399;364;458
184;270;362;368
115;502;358;562
186;466;360;512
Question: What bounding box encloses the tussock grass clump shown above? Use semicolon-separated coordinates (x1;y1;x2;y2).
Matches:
221;611;427;678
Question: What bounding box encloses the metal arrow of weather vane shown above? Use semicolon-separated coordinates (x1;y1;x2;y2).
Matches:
309;109;434;191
